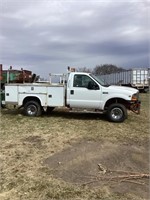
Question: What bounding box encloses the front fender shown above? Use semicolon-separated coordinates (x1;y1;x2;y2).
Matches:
101;93;131;110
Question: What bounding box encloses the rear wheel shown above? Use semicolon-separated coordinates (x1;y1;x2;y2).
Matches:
24;101;42;117
107;103;127;122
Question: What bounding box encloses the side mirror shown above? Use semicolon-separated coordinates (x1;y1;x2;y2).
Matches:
87;81;99;90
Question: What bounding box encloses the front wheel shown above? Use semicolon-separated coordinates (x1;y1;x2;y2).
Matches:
107;103;127;123
24;101;42;117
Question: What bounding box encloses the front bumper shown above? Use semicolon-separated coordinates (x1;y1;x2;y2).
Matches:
129;100;141;114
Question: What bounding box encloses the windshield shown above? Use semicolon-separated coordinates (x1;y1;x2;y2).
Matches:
90;74;109;86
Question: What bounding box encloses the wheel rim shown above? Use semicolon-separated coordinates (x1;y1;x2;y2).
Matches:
111;107;123;120
27;105;37;116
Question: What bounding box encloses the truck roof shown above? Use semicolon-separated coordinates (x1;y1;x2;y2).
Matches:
70;72;91;75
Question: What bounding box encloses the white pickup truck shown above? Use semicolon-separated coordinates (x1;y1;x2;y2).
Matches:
3;70;141;122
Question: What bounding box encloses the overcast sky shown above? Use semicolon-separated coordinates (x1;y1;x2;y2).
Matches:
0;0;149;78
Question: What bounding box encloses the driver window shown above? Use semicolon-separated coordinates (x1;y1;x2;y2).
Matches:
73;75;99;89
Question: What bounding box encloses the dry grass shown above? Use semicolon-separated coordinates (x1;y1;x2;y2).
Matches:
0;93;149;200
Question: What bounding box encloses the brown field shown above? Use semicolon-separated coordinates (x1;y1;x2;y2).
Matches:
0;93;149;200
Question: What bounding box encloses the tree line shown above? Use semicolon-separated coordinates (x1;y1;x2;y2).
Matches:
78;64;126;75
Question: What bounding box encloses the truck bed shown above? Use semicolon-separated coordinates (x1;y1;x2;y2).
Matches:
5;83;65;107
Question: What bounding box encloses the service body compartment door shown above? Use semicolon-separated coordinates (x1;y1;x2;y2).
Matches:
47;86;65;107
5;85;18;104
67;74;101;109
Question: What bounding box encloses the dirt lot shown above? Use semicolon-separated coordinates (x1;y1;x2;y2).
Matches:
0;93;149;200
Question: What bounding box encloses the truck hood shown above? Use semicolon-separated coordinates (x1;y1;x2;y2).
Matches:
107;85;138;94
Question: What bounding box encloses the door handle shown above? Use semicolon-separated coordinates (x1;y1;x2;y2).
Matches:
70;90;74;95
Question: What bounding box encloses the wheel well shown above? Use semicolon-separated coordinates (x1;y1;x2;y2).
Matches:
23;96;41;106
104;98;128;110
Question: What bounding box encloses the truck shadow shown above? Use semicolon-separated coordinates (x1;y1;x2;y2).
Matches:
44;110;107;121
1;108;107;121
1;108;21;115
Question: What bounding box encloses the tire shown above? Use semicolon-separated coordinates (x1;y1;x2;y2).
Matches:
107;103;127;123
24;101;42;117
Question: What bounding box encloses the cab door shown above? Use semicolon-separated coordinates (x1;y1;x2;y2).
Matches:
67;74;101;109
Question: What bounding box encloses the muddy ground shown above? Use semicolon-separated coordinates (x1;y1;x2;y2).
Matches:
44;139;149;199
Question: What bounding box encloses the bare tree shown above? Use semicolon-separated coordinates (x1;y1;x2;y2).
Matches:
77;67;92;73
93;64;126;75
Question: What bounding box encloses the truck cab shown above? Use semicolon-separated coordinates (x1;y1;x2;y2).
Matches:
67;72;102;109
